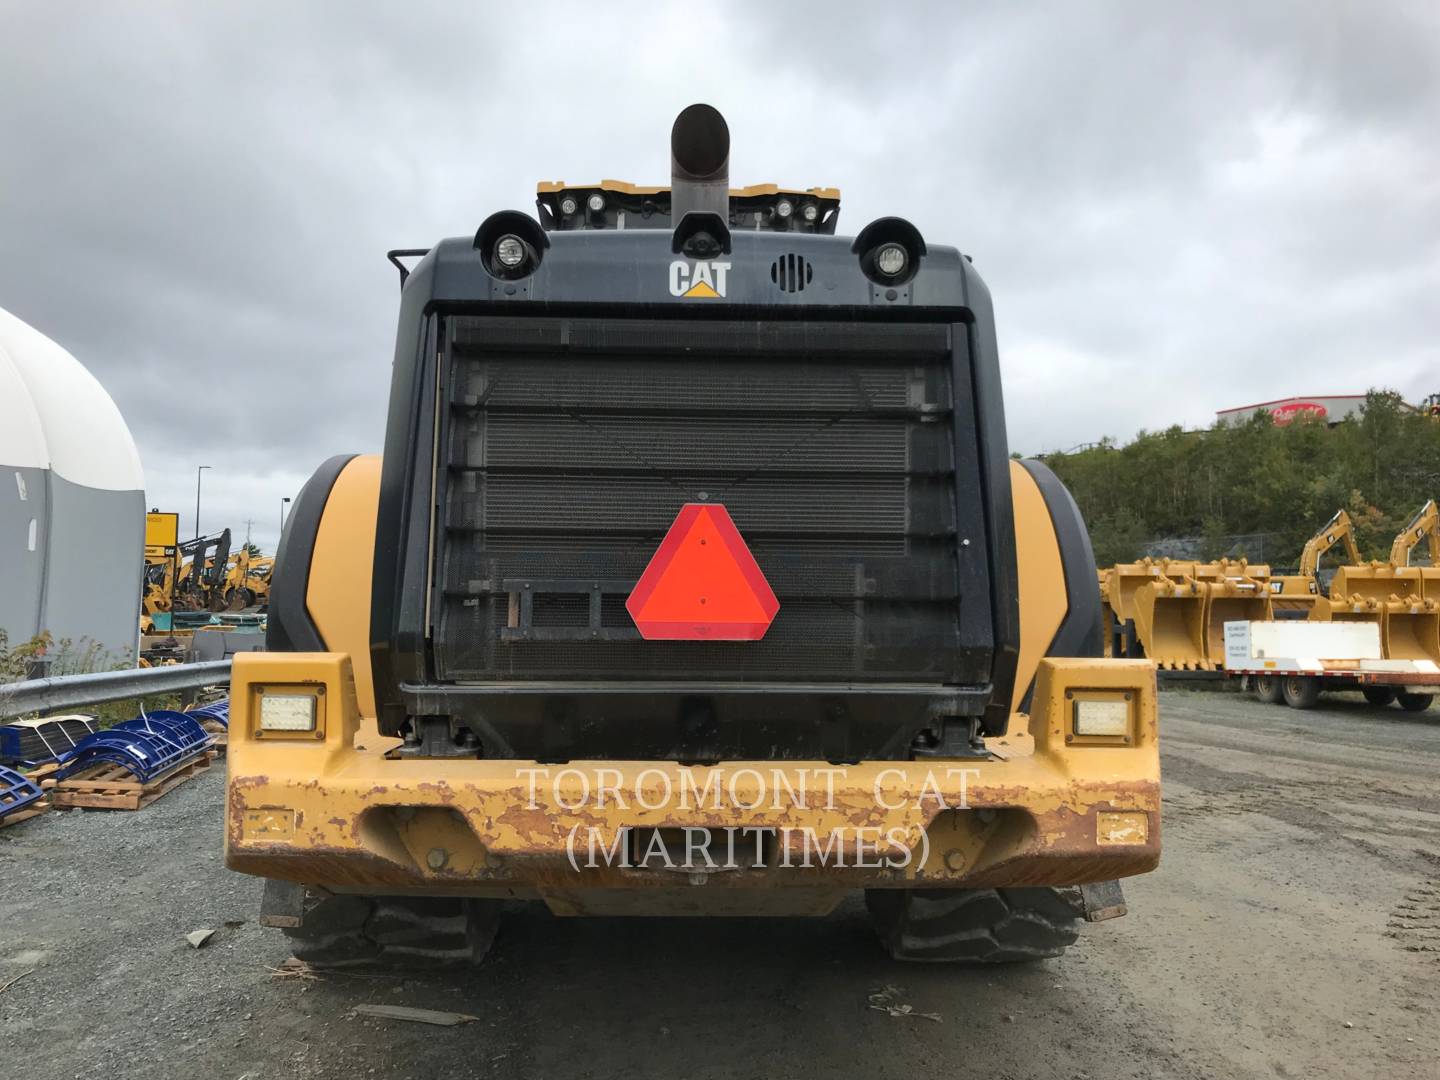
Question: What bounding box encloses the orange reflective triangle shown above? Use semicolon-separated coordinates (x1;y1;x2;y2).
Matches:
626;504;779;640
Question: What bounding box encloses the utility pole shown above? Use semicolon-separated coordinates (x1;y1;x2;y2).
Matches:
244;519;255;548
194;465;211;541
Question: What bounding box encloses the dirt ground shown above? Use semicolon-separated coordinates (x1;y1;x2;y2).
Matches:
3;688;1438;1079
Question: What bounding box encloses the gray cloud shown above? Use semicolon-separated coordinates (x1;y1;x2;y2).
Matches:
2;2;1436;552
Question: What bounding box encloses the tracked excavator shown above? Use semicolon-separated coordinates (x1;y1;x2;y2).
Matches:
1267;509;1361;618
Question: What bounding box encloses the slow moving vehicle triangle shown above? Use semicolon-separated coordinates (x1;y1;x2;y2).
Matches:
626;503;779;640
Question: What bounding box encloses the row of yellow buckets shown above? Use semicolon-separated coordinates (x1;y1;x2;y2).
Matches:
1099;558;1440;670
1326;564;1440;664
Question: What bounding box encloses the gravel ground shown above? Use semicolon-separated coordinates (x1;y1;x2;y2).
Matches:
3;688;1438;1079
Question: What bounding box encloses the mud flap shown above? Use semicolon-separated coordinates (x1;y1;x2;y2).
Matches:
1079;880;1127;922
259;878;308;929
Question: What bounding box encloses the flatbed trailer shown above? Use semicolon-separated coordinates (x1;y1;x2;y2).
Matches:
1222;620;1438;711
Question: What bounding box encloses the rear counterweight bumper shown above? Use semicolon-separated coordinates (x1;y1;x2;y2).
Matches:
226;655;1160;899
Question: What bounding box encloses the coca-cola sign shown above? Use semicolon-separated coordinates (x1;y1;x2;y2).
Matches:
1268;401;1328;425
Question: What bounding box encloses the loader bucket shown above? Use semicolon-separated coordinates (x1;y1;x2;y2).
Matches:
1201;581;1270;666
1266;575;1320;619
1314;597;1386;638
1418;567;1440;603
1382;601;1440;664
1329;564;1415;605
1106;559;1196;625
1133;578;1208;670
1194;559;1271;586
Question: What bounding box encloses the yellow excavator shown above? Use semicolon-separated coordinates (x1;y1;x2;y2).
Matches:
1267;509;1360;618
1322;500;1440;665
1391;499;1439;577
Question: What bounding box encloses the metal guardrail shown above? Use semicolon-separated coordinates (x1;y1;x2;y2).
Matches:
0;661;232;721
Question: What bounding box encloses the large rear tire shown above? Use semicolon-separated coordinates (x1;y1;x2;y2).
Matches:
865;887;1081;963
1362;686;1395;707
1282;675;1321;709
1397;691;1434;713
283;894;500;969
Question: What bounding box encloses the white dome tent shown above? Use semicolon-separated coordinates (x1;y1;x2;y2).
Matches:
0;306;145;670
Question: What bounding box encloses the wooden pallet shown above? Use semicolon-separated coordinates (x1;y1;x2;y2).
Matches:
199;724;228;755
26;762;63;786
0;798;50;829
51;751;216;811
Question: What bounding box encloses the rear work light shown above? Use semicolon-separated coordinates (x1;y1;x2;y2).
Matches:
1071;696;1131;740
874;243;907;277
494;235;526;268
258;691;317;732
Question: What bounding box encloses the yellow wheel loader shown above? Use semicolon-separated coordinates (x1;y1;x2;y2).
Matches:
226;106;1161;968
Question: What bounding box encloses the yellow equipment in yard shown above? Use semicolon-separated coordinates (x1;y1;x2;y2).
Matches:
1103;558;1197;662
1390;499;1439;597
1267;509;1360;618
1318;500;1440;665
243;556;274;609
225;106;1160;968
1131;571;1206;669
173;530;232;611
140;511;181;633
220;549;274;610
1112;558;1269;671
1197;560;1271;667
1375;500;1440;663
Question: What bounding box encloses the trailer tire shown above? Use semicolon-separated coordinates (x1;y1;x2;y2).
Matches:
1253;674;1283;704
283;894;500;969
865;887;1081;963
1282;675;1321;709
1396;691;1434;713
1362;686;1395;707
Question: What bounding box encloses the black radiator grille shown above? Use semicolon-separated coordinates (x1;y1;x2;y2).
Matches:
433;316;967;683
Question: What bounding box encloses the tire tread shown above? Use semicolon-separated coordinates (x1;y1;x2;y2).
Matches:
866;886;1081;963
283;894;499;969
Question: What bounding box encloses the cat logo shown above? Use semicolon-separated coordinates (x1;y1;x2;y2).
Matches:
669;259;730;299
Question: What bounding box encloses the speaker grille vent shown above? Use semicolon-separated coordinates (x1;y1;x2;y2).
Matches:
770;254;813;293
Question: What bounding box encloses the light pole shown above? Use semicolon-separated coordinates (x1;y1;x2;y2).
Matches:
194;465;211;541
279;496;292;543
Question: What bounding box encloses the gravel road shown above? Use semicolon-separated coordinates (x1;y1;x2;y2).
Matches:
3;688;1438;1079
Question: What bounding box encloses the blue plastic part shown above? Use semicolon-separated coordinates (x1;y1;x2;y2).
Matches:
0;716;100;766
0;764;45;820
130;712;213;748
58;711;213;783
186;700;230;728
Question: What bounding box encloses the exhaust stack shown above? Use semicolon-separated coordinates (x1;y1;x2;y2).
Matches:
670;104;730;222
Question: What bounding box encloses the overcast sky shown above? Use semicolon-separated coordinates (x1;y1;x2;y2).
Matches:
2;2;1436;554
